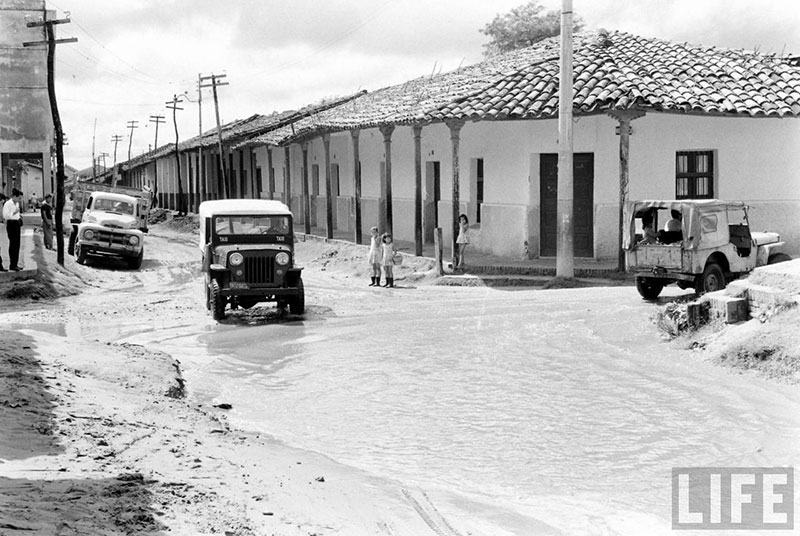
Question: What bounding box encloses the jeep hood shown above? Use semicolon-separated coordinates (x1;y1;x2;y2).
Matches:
84;211;139;229
751;231;780;246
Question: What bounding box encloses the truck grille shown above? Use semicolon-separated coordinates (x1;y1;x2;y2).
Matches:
93;230;129;245
245;255;275;285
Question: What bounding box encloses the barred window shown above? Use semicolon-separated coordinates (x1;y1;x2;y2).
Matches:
676;151;714;199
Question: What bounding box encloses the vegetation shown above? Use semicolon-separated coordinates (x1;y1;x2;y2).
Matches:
480;0;584;56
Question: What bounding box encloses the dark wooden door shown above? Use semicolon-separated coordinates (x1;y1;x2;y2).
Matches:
539;153;594;257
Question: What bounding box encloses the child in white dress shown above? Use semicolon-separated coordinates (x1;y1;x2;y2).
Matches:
367;226;381;286
380;233;397;288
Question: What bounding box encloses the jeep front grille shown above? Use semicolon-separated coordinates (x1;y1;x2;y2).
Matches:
245;255;275;285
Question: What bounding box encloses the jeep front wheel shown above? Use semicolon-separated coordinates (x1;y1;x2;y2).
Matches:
697;263;725;294
636;277;663;300
210;279;226;320
289;277;305;315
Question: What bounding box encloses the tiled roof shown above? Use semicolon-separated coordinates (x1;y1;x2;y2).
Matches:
429;30;800;120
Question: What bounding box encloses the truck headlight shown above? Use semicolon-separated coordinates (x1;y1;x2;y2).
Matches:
229;252;244;266
128;235;139;246
275;252;290;265
83;229;95;240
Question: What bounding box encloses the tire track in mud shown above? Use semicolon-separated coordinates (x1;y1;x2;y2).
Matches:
401;488;463;536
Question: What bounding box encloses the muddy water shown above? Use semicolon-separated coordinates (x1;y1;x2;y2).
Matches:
149;285;799;535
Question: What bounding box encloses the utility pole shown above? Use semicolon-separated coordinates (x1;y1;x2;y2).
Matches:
556;0;575;278
197;73;205;203
91;117;97;181
199;73;229;198
111;134;123;166
166;94;186;215
99;152;109;172
126;120;139;162
149;114;165;207
24;9;77;266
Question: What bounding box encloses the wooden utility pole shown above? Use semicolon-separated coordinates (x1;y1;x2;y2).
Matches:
149;114;165;207
126;120;139;162
24;10;77;266
556;0;575;278
99;152;109;173
91;117;97;181
166;95;186;215
199;73;229;197
111;134;123;166
197;73;205;202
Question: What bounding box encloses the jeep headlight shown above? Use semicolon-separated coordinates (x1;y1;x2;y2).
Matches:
128;235;139;246
275;252;290;265
83;229;95;240
229;252;244;266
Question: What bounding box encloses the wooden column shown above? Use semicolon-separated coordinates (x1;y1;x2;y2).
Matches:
557;0;574;278
284;145;292;208
265;145;273;200
323;134;333;239
446;120;464;267
198;146;205;203
413;124;423;256
251;146;260;199
351;129;362;245
608;109;646;271
301;141;311;235
379;125;395;235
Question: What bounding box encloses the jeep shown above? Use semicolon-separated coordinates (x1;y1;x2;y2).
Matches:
199;199;304;320
624;200;791;299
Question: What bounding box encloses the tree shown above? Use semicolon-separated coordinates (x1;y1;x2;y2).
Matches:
480;1;584;56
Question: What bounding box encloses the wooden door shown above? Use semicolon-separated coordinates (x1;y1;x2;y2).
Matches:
539;153;594;257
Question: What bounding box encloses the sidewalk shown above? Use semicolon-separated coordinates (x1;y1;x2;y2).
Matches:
296;223;628;280
0;211;40;283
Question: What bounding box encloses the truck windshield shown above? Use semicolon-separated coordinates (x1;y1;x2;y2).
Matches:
215;215;290;235
94;198;134;215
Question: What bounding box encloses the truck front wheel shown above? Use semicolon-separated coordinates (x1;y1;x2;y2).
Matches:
697;263;725;294
75;244;87;265
128;249;143;270
636;277;663;300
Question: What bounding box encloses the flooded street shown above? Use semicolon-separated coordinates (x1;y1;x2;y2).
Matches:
148;281;800;534
8;229;799;535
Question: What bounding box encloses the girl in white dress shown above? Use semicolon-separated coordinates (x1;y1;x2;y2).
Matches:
456;213;469;270
367;226;381;286
380;233;397;288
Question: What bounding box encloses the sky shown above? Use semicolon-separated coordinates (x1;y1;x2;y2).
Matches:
37;0;800;171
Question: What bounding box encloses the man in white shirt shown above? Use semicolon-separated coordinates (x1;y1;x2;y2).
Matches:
3;188;24;271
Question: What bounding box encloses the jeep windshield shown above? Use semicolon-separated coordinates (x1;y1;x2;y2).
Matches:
214;215;290;236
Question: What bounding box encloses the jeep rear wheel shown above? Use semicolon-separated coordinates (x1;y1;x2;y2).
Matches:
289;277;305;315
210;279;225;320
636;277;663;300
768;252;791;265
697;263;725;294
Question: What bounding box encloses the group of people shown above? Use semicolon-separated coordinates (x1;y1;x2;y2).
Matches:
365;213;472;287
0;189;54;272
639;209;683;245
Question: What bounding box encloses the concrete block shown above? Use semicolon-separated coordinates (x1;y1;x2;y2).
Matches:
704;293;749;324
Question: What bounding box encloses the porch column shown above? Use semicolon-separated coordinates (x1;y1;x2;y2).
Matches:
301;141;311;234
379;125;395;235
412;124;423;256
608;110;646;271
446;120;465;267
265;145;273;200
198;146;206;203
251;146;261;199
351;129;362;245
323;133;333;239
284;145;292;208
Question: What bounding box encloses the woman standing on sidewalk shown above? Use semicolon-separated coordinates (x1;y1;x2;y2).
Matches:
40;193;54;250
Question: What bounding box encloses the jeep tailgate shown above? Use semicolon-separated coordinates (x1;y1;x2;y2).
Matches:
628;245;683;269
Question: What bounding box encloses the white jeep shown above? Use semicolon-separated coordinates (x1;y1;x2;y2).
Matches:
624;200;791;299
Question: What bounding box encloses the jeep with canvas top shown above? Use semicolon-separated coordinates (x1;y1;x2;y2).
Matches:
624;199;791;299
199;199;304;320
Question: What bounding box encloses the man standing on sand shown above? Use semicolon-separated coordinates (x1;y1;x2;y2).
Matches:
3;188;24;271
40;193;54;250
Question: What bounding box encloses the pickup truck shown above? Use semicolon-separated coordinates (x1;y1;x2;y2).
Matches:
70;182;151;269
624;200;791;299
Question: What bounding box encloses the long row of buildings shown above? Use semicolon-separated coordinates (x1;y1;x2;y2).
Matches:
4;1;799;261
